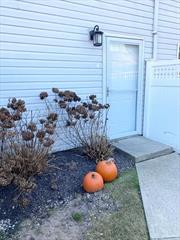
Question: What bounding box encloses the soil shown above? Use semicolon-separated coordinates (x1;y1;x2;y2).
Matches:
0;147;134;238
12;189;121;240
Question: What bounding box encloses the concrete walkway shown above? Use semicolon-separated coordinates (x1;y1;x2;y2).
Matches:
113;136;180;239
113;136;173;162
136;153;180;240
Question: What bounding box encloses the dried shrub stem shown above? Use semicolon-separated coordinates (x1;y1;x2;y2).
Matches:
0;98;57;198
40;88;113;162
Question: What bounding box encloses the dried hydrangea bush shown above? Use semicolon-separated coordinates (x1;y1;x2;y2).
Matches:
40;88;113;162
0;98;57;198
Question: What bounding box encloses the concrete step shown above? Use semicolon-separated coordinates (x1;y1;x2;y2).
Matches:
136;153;180;240
113;136;174;163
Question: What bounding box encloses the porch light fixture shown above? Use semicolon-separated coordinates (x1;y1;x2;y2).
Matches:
89;25;103;47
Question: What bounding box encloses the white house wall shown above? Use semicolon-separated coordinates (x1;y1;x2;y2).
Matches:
0;0;154;110
158;0;180;60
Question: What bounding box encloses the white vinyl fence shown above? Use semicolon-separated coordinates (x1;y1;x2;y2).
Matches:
144;60;180;152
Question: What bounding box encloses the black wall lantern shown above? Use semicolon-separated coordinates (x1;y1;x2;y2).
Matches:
90;25;103;47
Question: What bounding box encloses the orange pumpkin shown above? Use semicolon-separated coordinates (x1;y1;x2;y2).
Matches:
96;159;118;182
83;172;104;193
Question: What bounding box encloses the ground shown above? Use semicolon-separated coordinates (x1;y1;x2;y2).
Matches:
4;169;148;240
0;148;149;240
86;169;149;240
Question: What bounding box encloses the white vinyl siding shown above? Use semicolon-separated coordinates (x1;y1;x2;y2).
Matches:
157;0;180;60
0;0;154;110
1;0;180;151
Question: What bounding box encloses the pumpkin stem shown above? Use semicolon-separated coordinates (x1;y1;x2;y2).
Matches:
91;173;96;178
107;158;114;164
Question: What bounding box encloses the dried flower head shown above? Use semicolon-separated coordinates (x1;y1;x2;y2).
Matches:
82;113;88;119
63;90;77;102
2;120;15;129
22;131;34;141
98;103;104;109
66;120;72;127
47;113;58;122
59;100;67;109
36;130;46;139
44;122;56;129
43;138;54;147
104;104;110;109
74;95;81;102
46;127;54;135
39;92;48;100
12;111;22;121
67;107;76;116
11;97;17;104
8;99;26;112
92;99;98;104
0;108;11;122
63;90;74;97
58;91;64;97
52;88;59;94
89;95;96;100
88;104;99;111
16;100;26;112
83;102;88;108
76;105;87;115
74;114;80;120
27;122;37;132
39;119;46;124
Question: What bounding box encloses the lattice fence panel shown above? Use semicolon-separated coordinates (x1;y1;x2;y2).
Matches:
144;60;180;152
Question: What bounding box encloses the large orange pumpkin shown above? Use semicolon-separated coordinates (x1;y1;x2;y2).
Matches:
83;172;104;193
96;159;118;182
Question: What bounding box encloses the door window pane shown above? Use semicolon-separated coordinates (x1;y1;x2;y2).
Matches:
107;40;139;138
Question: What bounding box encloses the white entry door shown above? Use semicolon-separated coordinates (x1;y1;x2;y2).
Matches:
105;37;144;139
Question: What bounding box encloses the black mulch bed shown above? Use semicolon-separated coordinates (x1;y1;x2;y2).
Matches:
0;147;134;235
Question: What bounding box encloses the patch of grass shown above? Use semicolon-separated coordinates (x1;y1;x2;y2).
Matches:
85;169;149;240
0;231;6;240
47;207;56;217
72;212;83;223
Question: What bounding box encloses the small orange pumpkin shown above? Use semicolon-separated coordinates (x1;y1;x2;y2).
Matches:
96;159;118;182
83;172;104;193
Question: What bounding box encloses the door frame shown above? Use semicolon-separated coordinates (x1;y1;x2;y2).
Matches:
103;33;145;137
